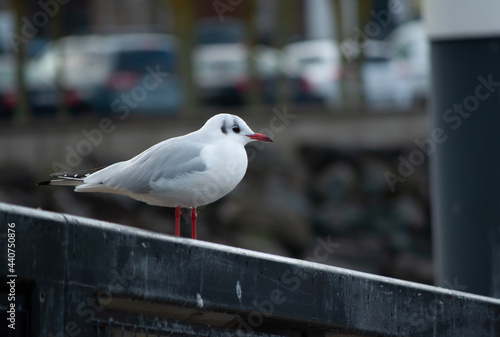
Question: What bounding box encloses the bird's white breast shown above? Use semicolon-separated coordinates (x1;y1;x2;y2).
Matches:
135;139;248;208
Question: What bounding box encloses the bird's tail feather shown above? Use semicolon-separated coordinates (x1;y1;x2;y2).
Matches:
37;166;106;187
38;177;84;186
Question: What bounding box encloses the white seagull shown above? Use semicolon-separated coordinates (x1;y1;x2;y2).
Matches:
39;113;273;239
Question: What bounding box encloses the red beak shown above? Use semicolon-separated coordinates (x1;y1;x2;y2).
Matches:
247;133;273;142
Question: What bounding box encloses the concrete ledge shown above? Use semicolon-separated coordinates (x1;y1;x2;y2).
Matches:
1;202;499;336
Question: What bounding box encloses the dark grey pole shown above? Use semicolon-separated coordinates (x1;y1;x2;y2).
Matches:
426;1;500;297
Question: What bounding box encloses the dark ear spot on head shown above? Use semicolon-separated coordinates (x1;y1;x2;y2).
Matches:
221;120;227;134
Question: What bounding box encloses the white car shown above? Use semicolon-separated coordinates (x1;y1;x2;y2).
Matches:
282;39;343;107
390;21;430;103
362;21;430;110
192;43;280;105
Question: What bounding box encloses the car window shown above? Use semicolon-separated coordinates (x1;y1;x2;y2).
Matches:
115;50;175;73
64;52;110;84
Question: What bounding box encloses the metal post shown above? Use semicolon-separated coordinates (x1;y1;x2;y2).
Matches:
276;0;294;107
244;0;260;111
171;0;197;118
425;0;500;297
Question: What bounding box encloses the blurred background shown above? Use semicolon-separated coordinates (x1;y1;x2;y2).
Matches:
0;0;433;284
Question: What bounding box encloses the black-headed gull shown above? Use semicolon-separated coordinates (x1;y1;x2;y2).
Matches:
39;113;273;239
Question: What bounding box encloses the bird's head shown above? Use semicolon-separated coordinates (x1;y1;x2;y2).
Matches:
202;113;273;145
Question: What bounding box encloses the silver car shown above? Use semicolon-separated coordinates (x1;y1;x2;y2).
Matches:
26;33;182;115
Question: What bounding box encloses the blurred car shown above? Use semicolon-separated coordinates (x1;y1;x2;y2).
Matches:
361;39;407;109
22;33;182;115
361;21;430;110
390;21;430;103
193;43;280;105
282;39;343;107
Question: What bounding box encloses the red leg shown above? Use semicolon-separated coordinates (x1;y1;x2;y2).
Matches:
191;207;197;240
175;206;181;237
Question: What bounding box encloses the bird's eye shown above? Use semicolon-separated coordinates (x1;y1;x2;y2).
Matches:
232;126;240;133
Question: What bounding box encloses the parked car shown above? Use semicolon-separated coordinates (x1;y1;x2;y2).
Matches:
193;43;280;105
282;39;343;107
361;21;430;110
23;33;182;115
390;20;430;103
361;39;406;109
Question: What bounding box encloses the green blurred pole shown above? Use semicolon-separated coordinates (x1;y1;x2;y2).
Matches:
276;0;293;106
332;0;343;46
357;0;372;28
244;0;260;112
150;0;158;26
356;0;371;106
171;0;197;118
331;0;346;109
11;0;30;123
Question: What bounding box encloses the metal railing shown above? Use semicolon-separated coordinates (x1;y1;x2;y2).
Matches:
1;202;499;336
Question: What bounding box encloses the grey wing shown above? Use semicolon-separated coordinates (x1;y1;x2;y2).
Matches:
81;138;207;193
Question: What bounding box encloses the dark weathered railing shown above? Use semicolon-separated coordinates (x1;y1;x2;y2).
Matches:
0;202;499;336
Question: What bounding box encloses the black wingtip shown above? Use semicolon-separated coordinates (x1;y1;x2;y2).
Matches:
37;181;51;186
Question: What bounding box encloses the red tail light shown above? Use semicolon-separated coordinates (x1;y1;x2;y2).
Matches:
64;89;81;107
107;72;140;91
299;77;312;93
3;91;17;108
235;76;251;93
